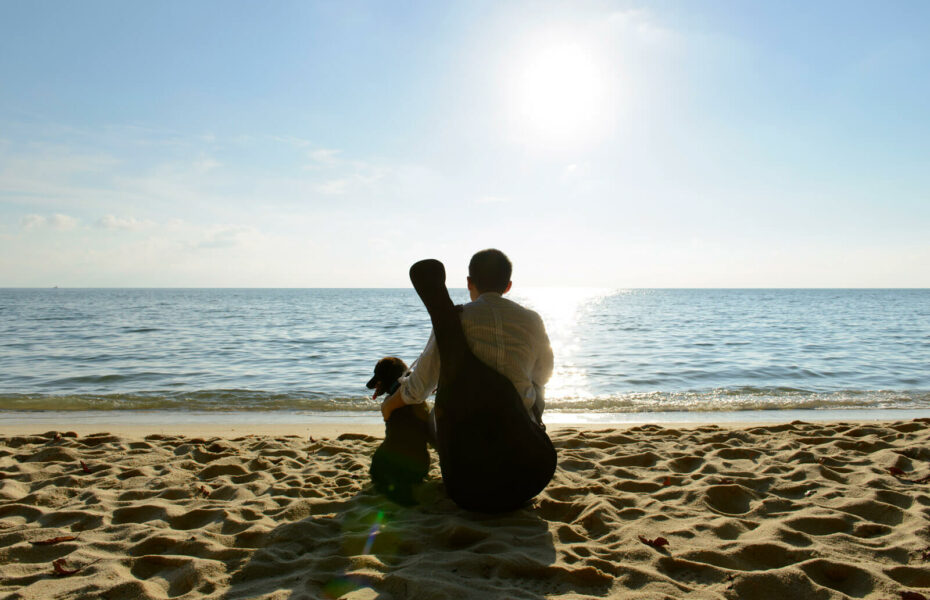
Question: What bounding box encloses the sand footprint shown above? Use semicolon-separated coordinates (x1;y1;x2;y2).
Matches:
703;484;757;515
798;558;877;598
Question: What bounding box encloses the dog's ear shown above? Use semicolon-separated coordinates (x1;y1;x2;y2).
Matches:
381;357;408;380
389;356;407;373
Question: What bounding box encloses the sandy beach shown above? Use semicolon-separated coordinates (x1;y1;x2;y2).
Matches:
2;419;929;599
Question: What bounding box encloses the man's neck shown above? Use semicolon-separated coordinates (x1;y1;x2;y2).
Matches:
476;291;503;299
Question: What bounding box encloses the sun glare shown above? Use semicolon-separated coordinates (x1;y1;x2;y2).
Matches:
505;36;613;147
515;287;613;399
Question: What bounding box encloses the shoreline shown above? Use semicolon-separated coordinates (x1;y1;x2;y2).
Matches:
1;407;928;438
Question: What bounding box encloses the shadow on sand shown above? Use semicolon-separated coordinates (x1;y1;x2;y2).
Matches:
221;478;590;600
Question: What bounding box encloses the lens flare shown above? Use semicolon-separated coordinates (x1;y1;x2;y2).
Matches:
362;509;385;555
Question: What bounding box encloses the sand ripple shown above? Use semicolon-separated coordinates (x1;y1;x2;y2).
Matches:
2;420;930;598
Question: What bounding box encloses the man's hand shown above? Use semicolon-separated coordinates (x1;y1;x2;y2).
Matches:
380;390;407;422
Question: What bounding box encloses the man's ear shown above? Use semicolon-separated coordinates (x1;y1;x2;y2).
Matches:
504;281;512;294
467;276;474;291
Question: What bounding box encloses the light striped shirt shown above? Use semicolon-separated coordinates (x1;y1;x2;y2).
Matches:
399;292;554;417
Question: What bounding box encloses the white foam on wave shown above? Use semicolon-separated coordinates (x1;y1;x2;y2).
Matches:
1;388;929;414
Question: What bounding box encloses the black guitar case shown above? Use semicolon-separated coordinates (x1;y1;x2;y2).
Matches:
409;259;557;512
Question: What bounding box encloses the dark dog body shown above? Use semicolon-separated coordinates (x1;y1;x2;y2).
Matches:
367;357;431;505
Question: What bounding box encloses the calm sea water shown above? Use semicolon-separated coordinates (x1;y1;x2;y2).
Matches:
1;288;928;414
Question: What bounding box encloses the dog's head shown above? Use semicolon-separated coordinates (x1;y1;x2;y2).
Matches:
366;356;408;400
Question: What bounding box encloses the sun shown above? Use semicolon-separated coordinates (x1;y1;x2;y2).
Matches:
505;37;612;147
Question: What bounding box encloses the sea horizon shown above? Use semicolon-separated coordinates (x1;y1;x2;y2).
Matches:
4;286;928;290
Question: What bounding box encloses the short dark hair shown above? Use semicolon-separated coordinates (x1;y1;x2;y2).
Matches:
468;248;512;293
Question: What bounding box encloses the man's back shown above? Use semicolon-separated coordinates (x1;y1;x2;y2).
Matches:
398;292;553;416
459;292;553;414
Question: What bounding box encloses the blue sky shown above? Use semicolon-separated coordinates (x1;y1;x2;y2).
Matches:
1;0;927;287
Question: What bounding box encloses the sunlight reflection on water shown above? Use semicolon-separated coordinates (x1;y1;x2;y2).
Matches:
513;287;620;401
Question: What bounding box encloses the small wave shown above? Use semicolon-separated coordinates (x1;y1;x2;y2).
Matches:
545;389;930;412
33;316;80;321
1;388;928;413
0;390;382;412
42;372;175;386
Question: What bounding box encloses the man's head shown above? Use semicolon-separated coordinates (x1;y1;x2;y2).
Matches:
467;248;512;300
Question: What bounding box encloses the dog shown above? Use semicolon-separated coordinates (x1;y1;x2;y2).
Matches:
366;356;408;401
367;357;431;505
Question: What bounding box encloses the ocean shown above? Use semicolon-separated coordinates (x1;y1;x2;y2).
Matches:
1;288;928;422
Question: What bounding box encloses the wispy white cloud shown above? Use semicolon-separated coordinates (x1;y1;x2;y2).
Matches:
307;148;341;166
95;215;155;231
1;123;451;285
300;146;394;196
0;142;122;210
193;156;221;172
271;135;313;148
605;9;678;46
0;127;430;220
196;224;259;249
20;215;45;230
20;213;79;231
315;179;351;195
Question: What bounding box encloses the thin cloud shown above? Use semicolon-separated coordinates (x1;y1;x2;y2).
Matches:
271;135;314;148
20;213;79;231
302;148;343;170
197;224;258;249
309;148;341;166
301;146;394;195
193;157;221;172
96;215;154;231
316;179;351;195
20;215;45;230
606;9;677;45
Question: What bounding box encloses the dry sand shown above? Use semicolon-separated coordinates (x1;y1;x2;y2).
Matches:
2;419;930;599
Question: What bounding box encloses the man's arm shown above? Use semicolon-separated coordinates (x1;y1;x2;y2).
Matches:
379;392;407;422
381;330;440;421
531;315;554;414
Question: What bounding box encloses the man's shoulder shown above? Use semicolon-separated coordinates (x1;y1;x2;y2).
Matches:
465;294;544;322
464;293;519;310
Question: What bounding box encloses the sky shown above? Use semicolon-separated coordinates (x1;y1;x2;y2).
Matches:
1;0;928;288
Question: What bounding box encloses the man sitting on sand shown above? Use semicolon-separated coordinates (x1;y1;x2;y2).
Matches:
380;248;554;429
